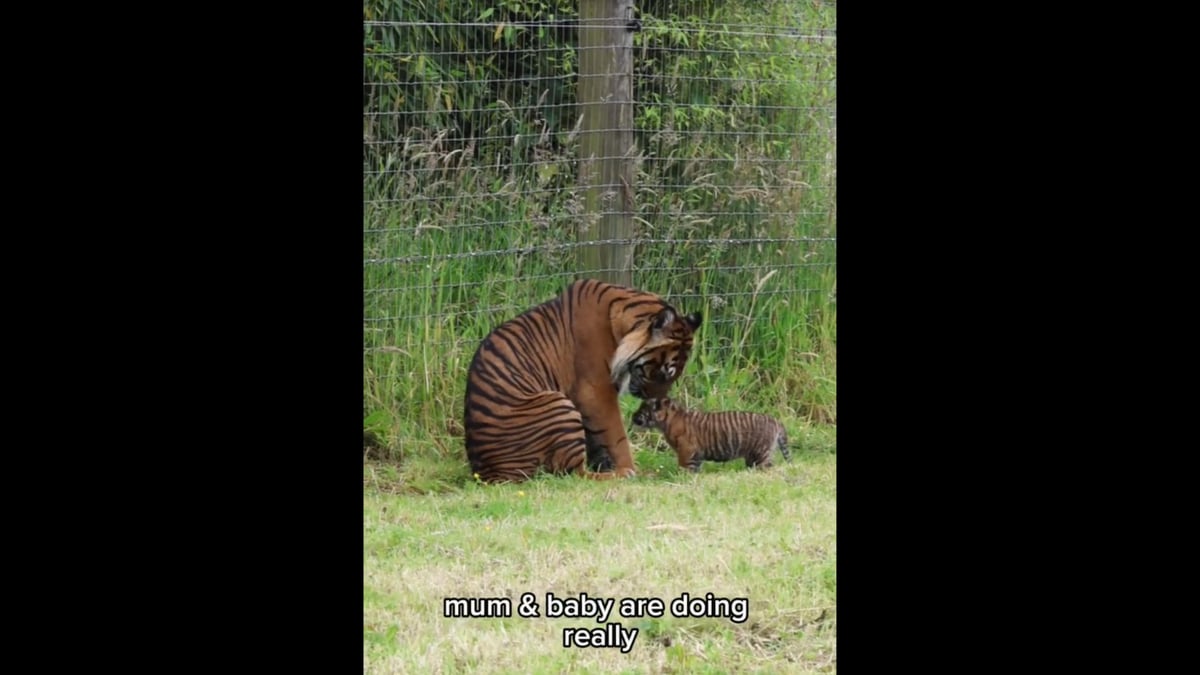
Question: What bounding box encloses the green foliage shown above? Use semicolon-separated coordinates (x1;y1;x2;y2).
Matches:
364;0;579;176
363;0;837;464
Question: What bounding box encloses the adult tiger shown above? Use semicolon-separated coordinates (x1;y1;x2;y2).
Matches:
464;279;701;483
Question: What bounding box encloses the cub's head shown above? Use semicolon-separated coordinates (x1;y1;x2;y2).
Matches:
633;393;681;429
632;397;670;430
611;307;702;399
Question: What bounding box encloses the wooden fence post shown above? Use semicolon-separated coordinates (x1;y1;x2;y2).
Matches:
576;0;635;286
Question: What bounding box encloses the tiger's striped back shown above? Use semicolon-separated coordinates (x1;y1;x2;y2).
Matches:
632;397;791;472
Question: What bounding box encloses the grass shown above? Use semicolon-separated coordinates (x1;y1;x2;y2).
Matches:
363;423;836;673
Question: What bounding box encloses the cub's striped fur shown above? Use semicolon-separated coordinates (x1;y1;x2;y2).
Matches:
632;397;792;472
464;279;701;484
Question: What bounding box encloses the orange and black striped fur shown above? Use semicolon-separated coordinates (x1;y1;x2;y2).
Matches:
632;397;792;472
464;279;701;483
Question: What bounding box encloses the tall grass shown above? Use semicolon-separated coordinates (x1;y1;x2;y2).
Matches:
364;0;836;485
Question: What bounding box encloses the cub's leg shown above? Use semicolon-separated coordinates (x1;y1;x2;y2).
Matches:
670;431;702;473
677;448;703;473
745;452;773;469
744;441;774;469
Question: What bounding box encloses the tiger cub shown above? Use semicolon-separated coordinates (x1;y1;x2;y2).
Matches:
632;397;791;472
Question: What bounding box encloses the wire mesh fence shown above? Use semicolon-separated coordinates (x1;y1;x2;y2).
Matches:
364;0;836;410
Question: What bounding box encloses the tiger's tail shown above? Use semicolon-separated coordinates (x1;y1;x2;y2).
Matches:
778;428;793;462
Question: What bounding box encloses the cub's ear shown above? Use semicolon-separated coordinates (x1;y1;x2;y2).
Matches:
651;307;677;331
685;312;702;330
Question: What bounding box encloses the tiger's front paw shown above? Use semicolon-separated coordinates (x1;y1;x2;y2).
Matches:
615;466;638;479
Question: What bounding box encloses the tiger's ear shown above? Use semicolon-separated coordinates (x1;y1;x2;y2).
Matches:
651;307;677;332
685;312;702;330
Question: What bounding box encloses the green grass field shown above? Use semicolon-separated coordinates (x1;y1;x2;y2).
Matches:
364;386;836;673
364;453;837;672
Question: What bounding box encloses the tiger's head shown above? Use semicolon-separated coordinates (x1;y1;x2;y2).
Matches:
611;307;702;399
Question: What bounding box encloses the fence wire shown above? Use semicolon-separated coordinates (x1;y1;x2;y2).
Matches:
364;0;836;393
